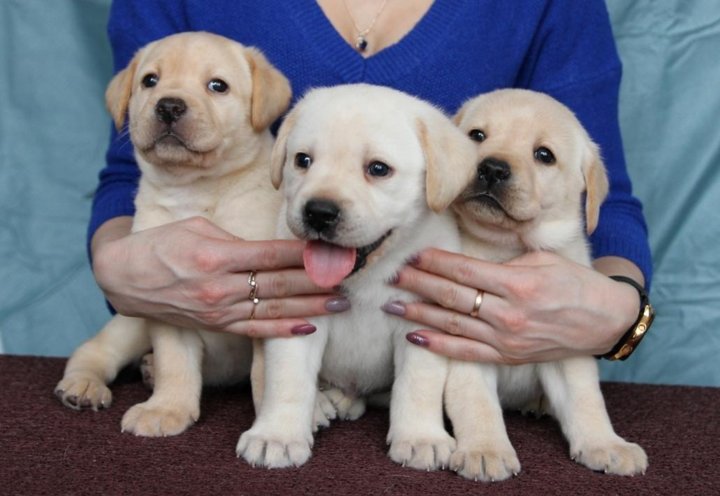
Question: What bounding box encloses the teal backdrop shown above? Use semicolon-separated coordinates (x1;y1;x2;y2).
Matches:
1;0;718;386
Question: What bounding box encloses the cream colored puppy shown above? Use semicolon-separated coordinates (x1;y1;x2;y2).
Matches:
237;84;477;469
55;32;291;437
446;89;647;481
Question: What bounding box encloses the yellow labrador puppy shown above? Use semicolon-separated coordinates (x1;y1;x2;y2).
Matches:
237;84;477;469
55;32;291;437
446;89;647;480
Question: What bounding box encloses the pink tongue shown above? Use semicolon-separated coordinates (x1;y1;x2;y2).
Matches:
303;241;357;288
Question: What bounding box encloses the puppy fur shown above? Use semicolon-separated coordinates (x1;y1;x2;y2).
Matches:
445;89;647;480
236;84;477;469
55;32;291;437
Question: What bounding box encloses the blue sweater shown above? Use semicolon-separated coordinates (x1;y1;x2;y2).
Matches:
93;0;652;284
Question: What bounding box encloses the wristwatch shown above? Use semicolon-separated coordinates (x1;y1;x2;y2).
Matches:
601;275;655;361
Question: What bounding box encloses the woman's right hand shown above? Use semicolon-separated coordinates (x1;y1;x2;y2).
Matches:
91;216;348;337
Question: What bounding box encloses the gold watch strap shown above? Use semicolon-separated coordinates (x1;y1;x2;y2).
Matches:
601;276;655;361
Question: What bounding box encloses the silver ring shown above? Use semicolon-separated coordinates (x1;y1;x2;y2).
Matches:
469;290;484;318
248;271;260;320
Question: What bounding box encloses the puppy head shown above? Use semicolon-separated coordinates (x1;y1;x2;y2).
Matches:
452;89;609;247
270;84;475;287
106;32;291;172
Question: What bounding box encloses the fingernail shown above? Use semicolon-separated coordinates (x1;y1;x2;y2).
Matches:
407;253;421;266
325;296;351;313
291;324;317;335
406;332;429;347
387;272;400;285
381;301;406;316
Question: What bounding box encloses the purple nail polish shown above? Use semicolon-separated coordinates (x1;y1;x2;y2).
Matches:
407;253;421;266
325;296;351;313
382;301;406;316
388;272;400;285
291;324;317;336
406;332;429;347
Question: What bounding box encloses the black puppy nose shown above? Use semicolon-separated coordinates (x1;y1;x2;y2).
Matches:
304;199;340;234
155;97;187;124
478;158;511;188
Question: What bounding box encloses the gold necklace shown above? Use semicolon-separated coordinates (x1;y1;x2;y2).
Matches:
342;0;390;52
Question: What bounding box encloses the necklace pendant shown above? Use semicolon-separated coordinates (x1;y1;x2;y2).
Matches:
355;35;368;52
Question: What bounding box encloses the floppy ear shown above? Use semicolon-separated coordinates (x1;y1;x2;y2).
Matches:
270;111;298;189
582;140;609;235
245;47;292;132
105;55;140;131
418;112;477;213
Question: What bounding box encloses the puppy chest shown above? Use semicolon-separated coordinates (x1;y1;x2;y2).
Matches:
320;311;398;394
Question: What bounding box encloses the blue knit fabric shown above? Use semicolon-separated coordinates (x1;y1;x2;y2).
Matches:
91;0;652;284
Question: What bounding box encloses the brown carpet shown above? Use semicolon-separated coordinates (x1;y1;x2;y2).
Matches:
1;355;717;495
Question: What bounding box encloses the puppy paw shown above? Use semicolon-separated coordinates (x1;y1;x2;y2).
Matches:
121;400;198;437
313;390;337;432
55;374;112;411
140;353;155;389
322;387;366;421
519;394;548;419
388;431;456;471
236;425;313;468
571;439;648;475
450;443;520;482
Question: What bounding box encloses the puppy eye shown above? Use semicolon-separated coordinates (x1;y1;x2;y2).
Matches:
367;161;392;178
468;129;486;142
295;153;312;170
207;79;229;93
534;147;556;165
141;73;159;88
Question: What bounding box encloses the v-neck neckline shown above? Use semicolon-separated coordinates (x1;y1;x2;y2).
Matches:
291;0;461;83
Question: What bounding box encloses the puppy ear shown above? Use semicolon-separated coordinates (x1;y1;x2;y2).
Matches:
245;47;292;132
582;140;609;235
105;55;140;131
270;111;297;189
418;113;477;213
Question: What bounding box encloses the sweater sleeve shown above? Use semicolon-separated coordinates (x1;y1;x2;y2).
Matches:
517;0;653;287
87;0;190;255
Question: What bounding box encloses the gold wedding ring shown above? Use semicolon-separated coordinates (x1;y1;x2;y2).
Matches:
470;290;485;318
248;271;260;320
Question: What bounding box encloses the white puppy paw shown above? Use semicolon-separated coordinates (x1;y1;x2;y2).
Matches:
322;387;366;420
139;353;155;389
571;438;648;475
121;400;198;437
55;374;112;411
388;430;456;471
450;443;520;482
237;425;313;468
313;390;337;431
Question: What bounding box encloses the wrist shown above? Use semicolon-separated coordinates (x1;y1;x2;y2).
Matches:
601;275;655;361
91;216;133;262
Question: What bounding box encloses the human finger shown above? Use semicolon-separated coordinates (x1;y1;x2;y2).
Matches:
253;269;331;298
393;266;483;314
241;295;350;321
212;239;308;273
404;329;505;363
223;318;320;338
196;269;332;310
410;248;516;297
383;300;499;347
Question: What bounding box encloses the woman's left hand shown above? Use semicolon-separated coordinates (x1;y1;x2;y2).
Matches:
383;248;641;364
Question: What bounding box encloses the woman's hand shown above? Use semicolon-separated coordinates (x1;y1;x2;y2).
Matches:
383;248;642;364
91;216;349;337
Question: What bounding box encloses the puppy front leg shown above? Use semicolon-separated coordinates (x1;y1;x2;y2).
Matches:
237;329;327;468
121;322;203;437
445;361;520;481
387;339;454;471
539;357;647;475
55;315;150;410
